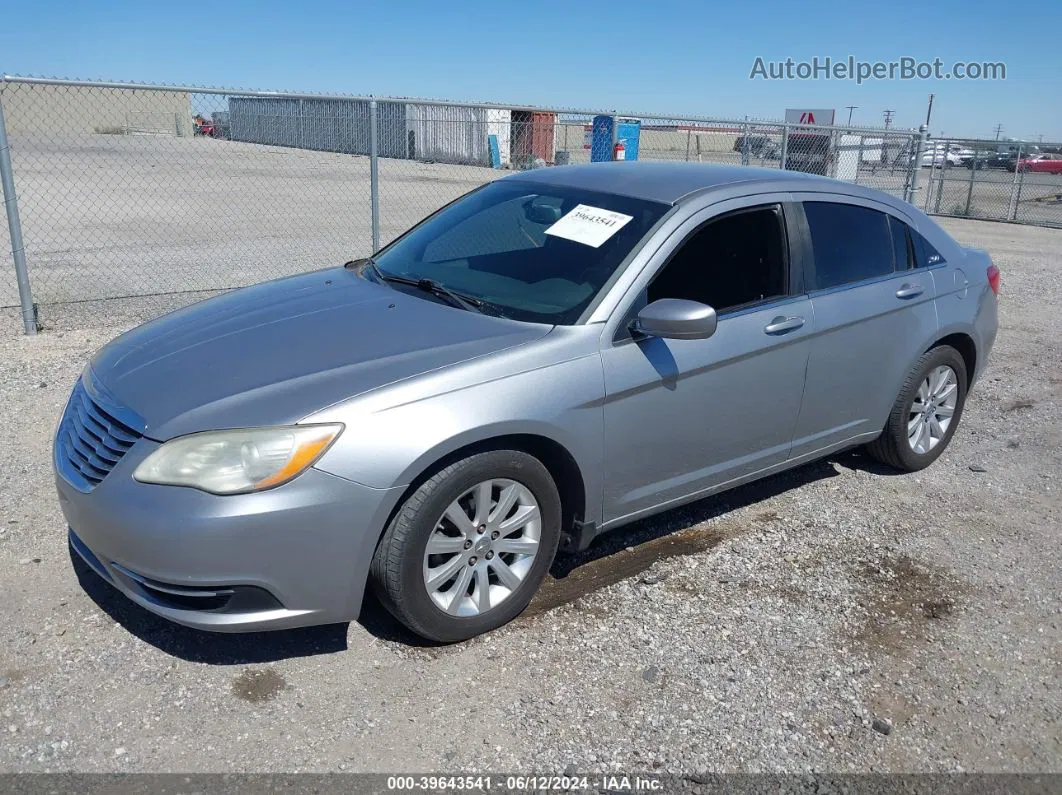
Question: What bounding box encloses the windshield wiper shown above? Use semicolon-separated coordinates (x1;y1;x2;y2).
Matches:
365;260;485;314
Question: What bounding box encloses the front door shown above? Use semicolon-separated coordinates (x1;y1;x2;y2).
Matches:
599;201;812;525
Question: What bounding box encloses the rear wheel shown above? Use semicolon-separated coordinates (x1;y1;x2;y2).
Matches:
370;450;561;642
866;345;968;472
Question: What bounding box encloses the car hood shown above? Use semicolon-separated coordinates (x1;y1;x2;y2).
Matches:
90;268;551;439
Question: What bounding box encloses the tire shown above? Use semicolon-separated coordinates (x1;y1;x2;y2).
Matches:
866;345;968;472
370;450;561;643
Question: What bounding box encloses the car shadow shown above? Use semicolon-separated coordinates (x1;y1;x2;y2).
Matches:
359;451;867;645
828;446;910;477
547;453;845;581
73;447;894;657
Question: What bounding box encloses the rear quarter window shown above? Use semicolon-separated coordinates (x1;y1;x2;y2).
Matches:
911;229;946;267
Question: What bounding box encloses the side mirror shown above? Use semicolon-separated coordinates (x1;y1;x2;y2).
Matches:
633;298;718;341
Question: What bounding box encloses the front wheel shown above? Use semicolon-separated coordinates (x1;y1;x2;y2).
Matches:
866;346;968;472
370;450;561;642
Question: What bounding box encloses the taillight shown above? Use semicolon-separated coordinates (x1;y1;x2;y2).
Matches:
987;264;1001;295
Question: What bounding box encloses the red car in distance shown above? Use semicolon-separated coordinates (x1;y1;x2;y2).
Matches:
1008;154;1062;174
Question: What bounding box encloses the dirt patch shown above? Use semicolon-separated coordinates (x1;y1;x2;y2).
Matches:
1004;398;1036;411
524;525;727;618
0;668;29;697
854;555;964;655
232;668;287;703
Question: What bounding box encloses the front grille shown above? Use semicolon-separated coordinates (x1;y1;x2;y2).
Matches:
56;378;142;490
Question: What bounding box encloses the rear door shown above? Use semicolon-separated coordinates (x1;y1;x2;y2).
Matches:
789;197;939;458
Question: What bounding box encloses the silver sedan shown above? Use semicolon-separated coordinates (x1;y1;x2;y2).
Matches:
56;162;999;642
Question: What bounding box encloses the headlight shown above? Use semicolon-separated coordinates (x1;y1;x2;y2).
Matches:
133;424;343;494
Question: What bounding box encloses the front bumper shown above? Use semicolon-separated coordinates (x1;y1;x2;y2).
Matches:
56;437;403;632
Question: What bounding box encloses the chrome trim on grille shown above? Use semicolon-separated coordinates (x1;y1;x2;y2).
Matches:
81;367;146;435
55;371;144;491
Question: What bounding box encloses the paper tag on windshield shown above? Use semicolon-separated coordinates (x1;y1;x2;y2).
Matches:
544;204;633;248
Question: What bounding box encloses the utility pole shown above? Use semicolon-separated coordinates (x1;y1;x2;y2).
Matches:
883;109;895;129
845;105;858;126
993;123;1004;140
924;94;934;129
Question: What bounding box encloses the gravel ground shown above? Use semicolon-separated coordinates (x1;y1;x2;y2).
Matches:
0;217;1059;774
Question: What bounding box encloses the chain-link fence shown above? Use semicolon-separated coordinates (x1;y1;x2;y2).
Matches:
916;136;1062;226
5;75;1033;336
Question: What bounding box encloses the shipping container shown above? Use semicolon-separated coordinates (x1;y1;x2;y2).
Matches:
511;110;557;165
407;104;493;165
228;96;505;166
487;108;512;166
228;96;407;158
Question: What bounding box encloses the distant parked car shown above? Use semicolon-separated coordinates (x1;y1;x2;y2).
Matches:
917;143;977;168
57;163;999;642
733;134;779;159
919;149;964;168
996;142;1040;159
193;114;228;139
192;118;215;137
965;152;1019;170
1007;154;1062;174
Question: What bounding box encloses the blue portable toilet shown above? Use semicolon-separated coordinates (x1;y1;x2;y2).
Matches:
590;115;641;162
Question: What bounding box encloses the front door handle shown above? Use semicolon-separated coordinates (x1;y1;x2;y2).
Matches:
895;284;925;299
764;315;805;335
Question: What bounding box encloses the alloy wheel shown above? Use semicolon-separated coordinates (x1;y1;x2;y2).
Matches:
422;479;541;616
908;365;959;454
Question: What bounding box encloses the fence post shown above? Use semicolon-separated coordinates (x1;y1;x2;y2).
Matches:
932;139;947;215
0;91;36;335
964;144;978;216
779;123;789;171
1007;144;1024;221
369;98;380;252
906;124;928;205
685;127;692;162
1010;159;1026;222
297;98;304;149
740;121;750;166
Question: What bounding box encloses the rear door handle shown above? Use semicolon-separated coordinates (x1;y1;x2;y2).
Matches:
895;284;925;299
764;315;806;335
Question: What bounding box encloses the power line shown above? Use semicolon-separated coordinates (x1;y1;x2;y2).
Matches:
844;105;858;126
993;123;1004;140
882;109;895;129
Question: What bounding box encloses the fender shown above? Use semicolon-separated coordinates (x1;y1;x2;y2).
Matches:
308;352;607;527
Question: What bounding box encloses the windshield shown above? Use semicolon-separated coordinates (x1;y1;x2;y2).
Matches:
371;180;670;324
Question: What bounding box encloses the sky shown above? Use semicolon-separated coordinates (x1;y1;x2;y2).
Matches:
2;0;1060;140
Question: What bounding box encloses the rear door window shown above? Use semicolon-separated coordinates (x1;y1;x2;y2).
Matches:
803;201;895;290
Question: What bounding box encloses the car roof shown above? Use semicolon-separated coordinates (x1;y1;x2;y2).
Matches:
502;161;871;206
